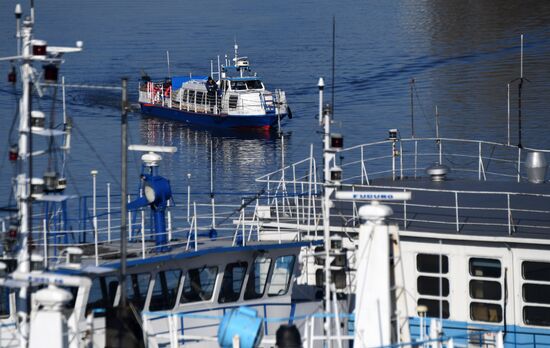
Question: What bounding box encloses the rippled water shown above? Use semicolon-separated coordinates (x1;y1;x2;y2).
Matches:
1;0;550;200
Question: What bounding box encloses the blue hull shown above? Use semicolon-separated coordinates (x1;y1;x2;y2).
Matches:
140;103;284;128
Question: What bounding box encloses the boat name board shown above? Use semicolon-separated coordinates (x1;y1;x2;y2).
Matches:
335;191;411;201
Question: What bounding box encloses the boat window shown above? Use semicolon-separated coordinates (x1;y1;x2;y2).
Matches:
245;80;263;90
149;270;182;311
125;273;150;311
470;258;501;278
218;262;247;303
268;255;295;296
522;261;550;326
469;258;502;323
470;302;502;323
196;92;205;105
417;276;449;297
0;287;10;317
523;284;550;304
86;277;109;314
105;275;120;304
416;254;448;274
230;81;247;90
417;299;449;319
523;261;550;281
469;280;501;300
180;266;218;304
188;90;195;103
524;306;550;326
228;95;239;109
244;256;272;300
416;253;450;318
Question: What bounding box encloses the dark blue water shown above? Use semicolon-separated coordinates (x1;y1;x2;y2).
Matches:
1;0;550;201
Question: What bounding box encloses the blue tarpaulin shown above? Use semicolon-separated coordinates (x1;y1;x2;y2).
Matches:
171;75;208;89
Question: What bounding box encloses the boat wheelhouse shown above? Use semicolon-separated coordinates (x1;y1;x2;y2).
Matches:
138;45;291;129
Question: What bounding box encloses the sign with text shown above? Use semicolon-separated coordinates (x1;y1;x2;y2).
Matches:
335;191;411;201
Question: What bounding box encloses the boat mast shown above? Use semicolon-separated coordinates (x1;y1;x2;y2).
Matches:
15;12;35;348
319;77;336;346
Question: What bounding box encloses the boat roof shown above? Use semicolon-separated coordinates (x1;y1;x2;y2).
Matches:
51;240;320;276
172;75;208;89
225;76;262;82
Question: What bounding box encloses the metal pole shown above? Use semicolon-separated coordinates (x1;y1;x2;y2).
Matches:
507;83;510;146
210;140;216;229
410;78;415;138
187;173;191;222
107;182;111;242
91;170;98;266
120;77;128;307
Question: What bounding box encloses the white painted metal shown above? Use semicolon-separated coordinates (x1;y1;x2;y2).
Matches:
354;202;394;347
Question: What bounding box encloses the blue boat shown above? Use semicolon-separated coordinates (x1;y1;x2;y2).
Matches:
138;44;292;129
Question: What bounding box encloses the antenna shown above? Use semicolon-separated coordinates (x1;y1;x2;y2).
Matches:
510;34;529;148
410;78;415;138
166;50;171;78
331;16;336;118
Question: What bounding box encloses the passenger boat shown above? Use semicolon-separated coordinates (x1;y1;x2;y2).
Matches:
248;72;550;346
138;44;292;129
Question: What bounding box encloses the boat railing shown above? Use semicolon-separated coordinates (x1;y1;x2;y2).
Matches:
0;189;264;268
339;137;550;184
141;308;506;348
250;138;550;239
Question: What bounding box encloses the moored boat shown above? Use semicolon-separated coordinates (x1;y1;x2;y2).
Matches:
138;44;292;129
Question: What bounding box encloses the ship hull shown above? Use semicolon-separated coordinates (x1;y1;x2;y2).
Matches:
140;103;286;129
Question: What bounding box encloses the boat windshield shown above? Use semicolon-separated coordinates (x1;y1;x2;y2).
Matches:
230;80;263;90
245;80;263;90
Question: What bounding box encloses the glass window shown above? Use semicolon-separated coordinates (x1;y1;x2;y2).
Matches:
268;256;295;296
196;92;204;104
470;280;501;300
470;302;502;322
523;284;550;304
228;95;239;109
126;273;150;311
523;261;550;281
0;287;10;317
417;276;449;296
149;270;182;311
181;266;218;304
230;81;247;90
417;254;448;274
105;275;120;304
188;90;195;102
244;256;272;300
417;299;449;319
245;80;263;90
470;258;501;278
218;262;247;303
524;306;550;327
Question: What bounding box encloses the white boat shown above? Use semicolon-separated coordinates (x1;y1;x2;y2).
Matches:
138;44;292;130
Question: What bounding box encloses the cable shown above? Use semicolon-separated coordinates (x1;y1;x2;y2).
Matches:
72;122;121;187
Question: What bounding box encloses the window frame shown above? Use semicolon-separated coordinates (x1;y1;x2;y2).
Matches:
179;266;219;306
268;255;296;297
218;262;248;304
244;255;273;300
521;260;550;327
468;257;503;323
415;253;450;319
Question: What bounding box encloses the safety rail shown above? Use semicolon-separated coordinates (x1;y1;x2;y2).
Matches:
0;189;264;268
250;138;550;240
138;82;287;117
